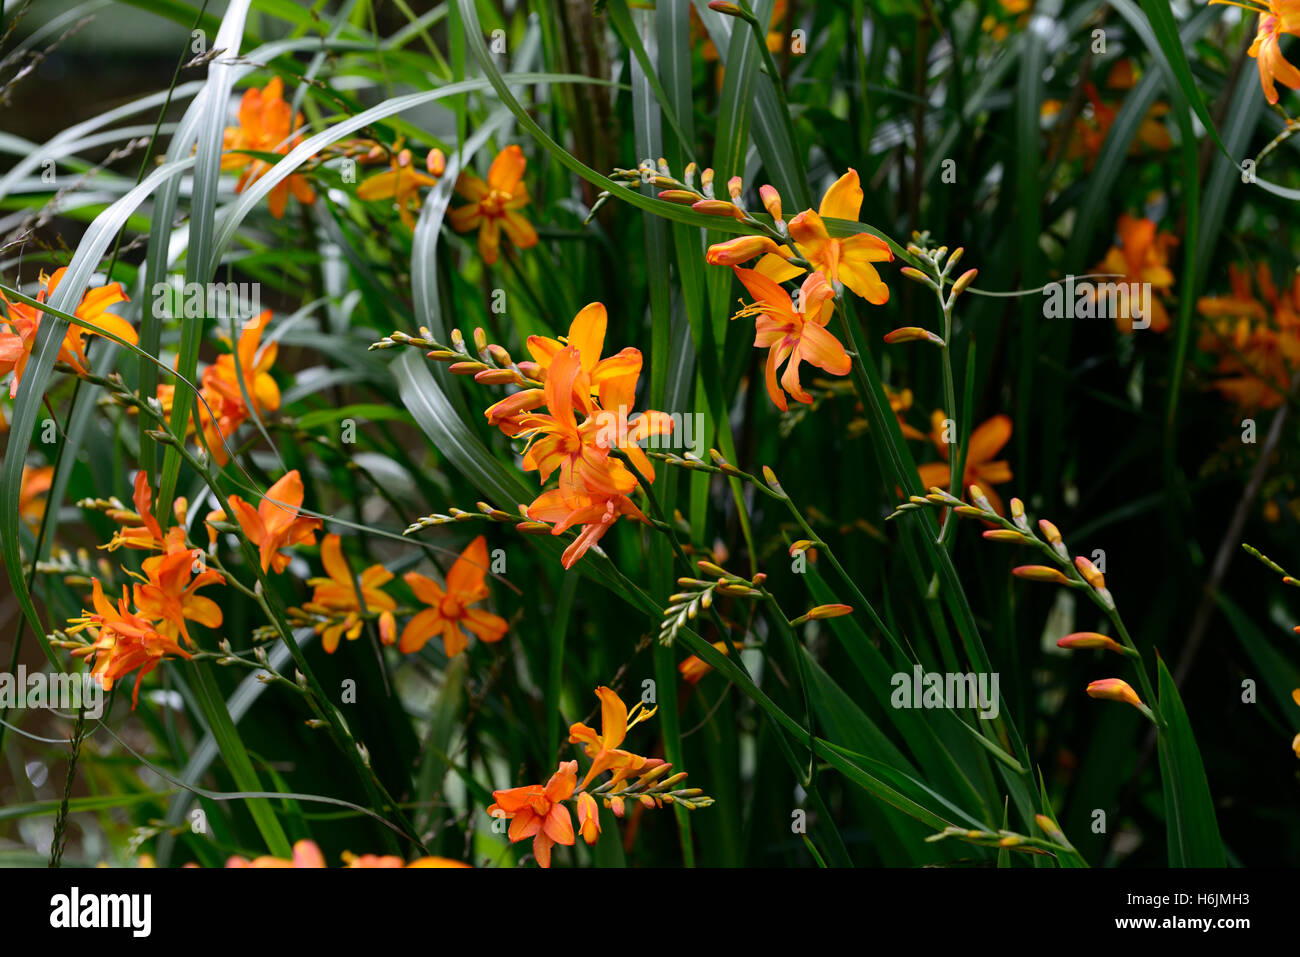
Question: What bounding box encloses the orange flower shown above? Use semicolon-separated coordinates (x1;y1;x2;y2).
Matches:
221;469;322;573
303;533;397;653
1291;688;1300;758
887;385;929;441
484;302;642;434
496;307;667;569
18;464;53;530
357;149;441;229
0;269;135;397
131;532;225;645
693;0;787;62
679;639;733;684
194;312;280;465
405;856;472;867
341;852;405;868
526;481;647;570
1197;262;1300;410
399;534;508;656
785;170;894;303
1042;82;1170;167
568;686;663;789
730;267;851;411
1092;215;1176;334
0;296;37;397
449;145;538;265
227;839;326;869
44;267;135;375
516;346;638;496
487;760;578;868
575;791;601;845
67;580;192;708
222;77;316;218
916;413;1013;515
225;840;467;868
105;471;168;552
1249;4;1300;104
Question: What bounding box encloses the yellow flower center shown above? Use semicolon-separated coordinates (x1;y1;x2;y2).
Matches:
480;188;513;217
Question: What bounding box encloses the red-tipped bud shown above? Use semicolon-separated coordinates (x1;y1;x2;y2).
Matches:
706;235;780;265
759;184;783;224
692;198;742;217
1085;678;1144;709
658;189;702;204
883;326;945;346
982;529;1028;543
1056;632;1127;655
1012;565;1072;585
1074;555;1106;589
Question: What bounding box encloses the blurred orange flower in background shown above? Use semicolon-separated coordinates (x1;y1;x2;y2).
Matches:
917;412;1014;515
1197;262;1300;409
1092;214;1177;334
222;76;316;218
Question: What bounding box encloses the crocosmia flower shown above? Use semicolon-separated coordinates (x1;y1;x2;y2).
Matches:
449;145;538;264
399;534;508;656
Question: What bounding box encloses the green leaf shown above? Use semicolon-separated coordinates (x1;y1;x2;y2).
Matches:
1155;655;1226;867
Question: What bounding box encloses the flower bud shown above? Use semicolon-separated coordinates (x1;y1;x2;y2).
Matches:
1012;565;1072;585
1056;632;1127;655
1086;678;1144;710
883;326;945;345
692;198;742;218
951;268;978;297
1074;555;1106;590
427;147;446;176
759;184;783;224
657;189;702;204
790;603;853;625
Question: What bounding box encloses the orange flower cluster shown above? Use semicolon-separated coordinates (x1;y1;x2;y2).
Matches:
699;170;893;409
276;523;507;657
226;839;467;868
0;267;135;398
157;312;280;466
67;473;223;706
222;77;316;219
357;145;445;229
1197;262;1300;409
480;302;670;569
1041;75;1171;168
488;686;708;867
